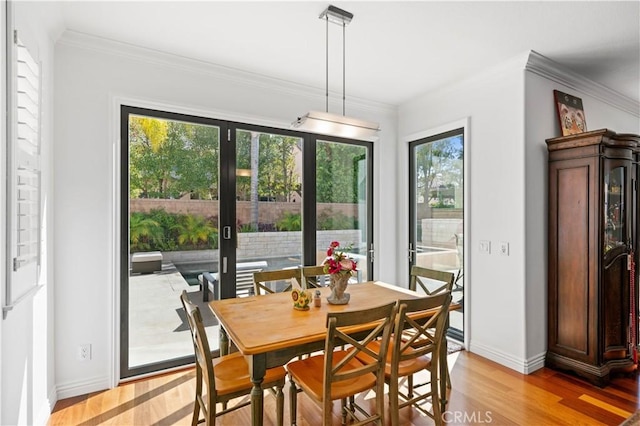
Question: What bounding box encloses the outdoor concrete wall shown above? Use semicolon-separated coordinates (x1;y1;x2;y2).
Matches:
160;229;364;264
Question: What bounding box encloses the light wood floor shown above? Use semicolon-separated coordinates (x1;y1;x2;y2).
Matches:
47;351;639;425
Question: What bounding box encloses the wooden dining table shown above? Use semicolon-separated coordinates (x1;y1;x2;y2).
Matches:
208;280;448;426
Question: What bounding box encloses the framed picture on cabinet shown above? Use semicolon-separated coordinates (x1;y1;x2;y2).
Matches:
554;90;587;136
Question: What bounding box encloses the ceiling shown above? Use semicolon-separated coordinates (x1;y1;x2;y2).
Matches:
58;1;640;107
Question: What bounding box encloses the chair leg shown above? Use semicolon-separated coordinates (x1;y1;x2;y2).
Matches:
389;377;400;426
375;379;385;426
206;389;216;426
192;369;202;426
408;374;414;398
275;382;284;426
439;340;449;411
289;377;298;426
191;400;200;426
431;369;443;426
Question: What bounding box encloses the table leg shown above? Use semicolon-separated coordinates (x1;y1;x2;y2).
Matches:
219;326;229;356
248;354;267;426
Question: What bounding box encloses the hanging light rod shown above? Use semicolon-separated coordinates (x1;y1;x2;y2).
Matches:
292;4;380;140
319;5;353;26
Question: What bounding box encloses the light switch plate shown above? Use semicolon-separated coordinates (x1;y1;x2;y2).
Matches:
499;241;509;256
479;240;491;254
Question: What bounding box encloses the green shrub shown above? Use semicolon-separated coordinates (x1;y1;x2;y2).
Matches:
239;223;258;233
276;212;301;231
317;211;358;230
130;208;218;251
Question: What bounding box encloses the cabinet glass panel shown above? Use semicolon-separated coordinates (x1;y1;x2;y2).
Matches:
604;166;625;253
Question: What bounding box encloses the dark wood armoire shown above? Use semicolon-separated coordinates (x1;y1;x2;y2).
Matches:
546;128;639;386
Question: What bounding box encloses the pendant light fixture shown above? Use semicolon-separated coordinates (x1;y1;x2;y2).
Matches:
292;5;380;139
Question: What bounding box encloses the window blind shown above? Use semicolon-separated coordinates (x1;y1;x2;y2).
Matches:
4;30;42;318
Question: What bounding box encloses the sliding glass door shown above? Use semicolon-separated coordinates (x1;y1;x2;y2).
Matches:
120;107;374;379
228;127;304;295
315;138;373;281
121;106;224;378
409;128;464;341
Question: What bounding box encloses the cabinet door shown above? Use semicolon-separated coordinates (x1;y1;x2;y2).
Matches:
602;158;631;360
603;161;628;255
548;155;598;364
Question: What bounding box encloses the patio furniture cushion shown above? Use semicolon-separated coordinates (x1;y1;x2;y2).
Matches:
131;251;162;274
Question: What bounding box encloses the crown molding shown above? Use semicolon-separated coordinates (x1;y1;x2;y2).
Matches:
525;50;639;117
56;30;396;116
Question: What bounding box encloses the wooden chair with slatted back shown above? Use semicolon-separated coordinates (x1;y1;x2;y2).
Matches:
299;265;330;290
390;293;451;426
180;291;287;425
408;265;456;403
409;265;455;296
357;293;451;426
253;268;301;296
287;301;397;426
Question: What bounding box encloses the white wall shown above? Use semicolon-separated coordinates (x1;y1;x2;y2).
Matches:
1;2;6;421
523;59;640;369
1;1;63;424
399;50;640;374
398;53;529;370
53;32;397;397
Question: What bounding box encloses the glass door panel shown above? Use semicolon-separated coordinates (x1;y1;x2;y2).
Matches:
122;106;221;378
316;140;371;281
234;129;303;293
409;129;464;340
604;165;625;254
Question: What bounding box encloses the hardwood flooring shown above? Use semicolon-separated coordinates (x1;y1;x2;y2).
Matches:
47;351;639;425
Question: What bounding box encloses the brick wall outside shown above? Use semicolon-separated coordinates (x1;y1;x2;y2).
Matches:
129;199;359;224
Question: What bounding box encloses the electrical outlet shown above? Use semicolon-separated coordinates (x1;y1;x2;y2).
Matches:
479;240;491;254
78;344;91;361
499;241;509;256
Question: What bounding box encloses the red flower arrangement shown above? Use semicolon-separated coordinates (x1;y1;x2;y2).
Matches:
322;241;357;275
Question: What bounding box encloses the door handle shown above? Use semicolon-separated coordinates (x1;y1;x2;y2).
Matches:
408;243;418;261
223;226;231;240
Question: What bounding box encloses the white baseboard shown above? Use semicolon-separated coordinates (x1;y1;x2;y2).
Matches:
35;386;58;425
469;341;532;374
523;351;546;374
56;375;111;400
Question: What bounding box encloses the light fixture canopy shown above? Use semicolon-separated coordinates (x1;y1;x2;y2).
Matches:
319;5;353;26
292;4;380;140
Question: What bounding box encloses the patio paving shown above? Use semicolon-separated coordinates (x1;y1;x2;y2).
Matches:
128;262;220;368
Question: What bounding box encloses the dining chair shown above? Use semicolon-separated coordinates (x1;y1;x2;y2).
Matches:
407;265;456;403
253;268;301;295
287;301;397;426
409;265;455;296
180;291;287;426
358;292;452;426
299;265;330;289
